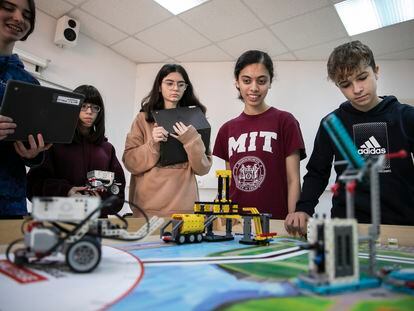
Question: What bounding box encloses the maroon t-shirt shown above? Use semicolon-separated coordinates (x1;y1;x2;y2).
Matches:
213;107;306;219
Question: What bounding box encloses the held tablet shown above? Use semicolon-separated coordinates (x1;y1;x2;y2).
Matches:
153;106;210;166
0;80;84;143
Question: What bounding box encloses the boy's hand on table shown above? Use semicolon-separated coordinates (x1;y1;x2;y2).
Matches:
284;212;310;237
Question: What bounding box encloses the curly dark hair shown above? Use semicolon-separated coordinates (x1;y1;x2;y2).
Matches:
327;40;376;83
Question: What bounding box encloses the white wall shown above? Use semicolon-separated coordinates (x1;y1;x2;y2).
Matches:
135;60;414;215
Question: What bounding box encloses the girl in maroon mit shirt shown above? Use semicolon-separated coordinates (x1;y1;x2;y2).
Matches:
213;50;306;220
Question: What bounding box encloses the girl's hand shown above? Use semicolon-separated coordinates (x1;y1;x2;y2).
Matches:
170;122;189;138
152;123;168;143
68;186;88;196
0;115;16;140
14;134;52;159
86;189;101;197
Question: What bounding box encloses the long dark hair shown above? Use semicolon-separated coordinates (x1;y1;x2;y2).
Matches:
141;64;206;122
0;0;36;41
72;85;106;144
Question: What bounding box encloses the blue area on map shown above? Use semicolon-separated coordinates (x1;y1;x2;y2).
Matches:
124;238;250;258
110;238;301;311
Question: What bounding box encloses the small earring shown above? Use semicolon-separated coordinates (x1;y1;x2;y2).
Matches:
93;125;96;132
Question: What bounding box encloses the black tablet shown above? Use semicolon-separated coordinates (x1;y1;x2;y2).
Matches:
0;80;84;143
153;106;210;166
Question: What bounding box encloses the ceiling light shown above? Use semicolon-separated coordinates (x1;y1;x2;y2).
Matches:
335;0;414;36
153;0;209;15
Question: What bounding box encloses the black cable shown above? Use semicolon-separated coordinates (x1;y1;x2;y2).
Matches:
93;200;151;242
6;196;152;265
125;200;150;237
41;195;121;256
20;218;31;234
5;238;24;263
50;221;72;234
113;213;128;230
7;196;116;263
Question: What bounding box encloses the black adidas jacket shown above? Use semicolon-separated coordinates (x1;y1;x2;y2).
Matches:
296;96;414;225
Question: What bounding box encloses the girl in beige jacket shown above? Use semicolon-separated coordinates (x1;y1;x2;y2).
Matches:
123;64;212;217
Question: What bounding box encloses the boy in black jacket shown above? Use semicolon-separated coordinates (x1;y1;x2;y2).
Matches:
285;40;414;235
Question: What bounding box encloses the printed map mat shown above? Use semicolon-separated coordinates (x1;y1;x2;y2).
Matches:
1;236;414;310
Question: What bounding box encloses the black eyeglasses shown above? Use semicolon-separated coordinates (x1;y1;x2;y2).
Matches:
81;103;101;113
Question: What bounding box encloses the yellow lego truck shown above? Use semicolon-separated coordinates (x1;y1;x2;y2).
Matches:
160;214;205;244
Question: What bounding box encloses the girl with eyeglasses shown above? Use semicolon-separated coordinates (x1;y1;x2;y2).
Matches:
0;0;52;218
27;85;126;217
123;64;212;217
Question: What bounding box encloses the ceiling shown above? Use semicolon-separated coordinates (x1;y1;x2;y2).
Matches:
36;0;414;64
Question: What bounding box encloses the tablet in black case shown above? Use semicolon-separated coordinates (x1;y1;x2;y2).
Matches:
0;80;84;143
153;106;210;166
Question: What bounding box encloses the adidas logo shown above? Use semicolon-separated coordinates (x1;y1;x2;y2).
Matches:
358;136;386;155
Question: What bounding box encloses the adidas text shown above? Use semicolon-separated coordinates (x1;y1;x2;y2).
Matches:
358;148;386;155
